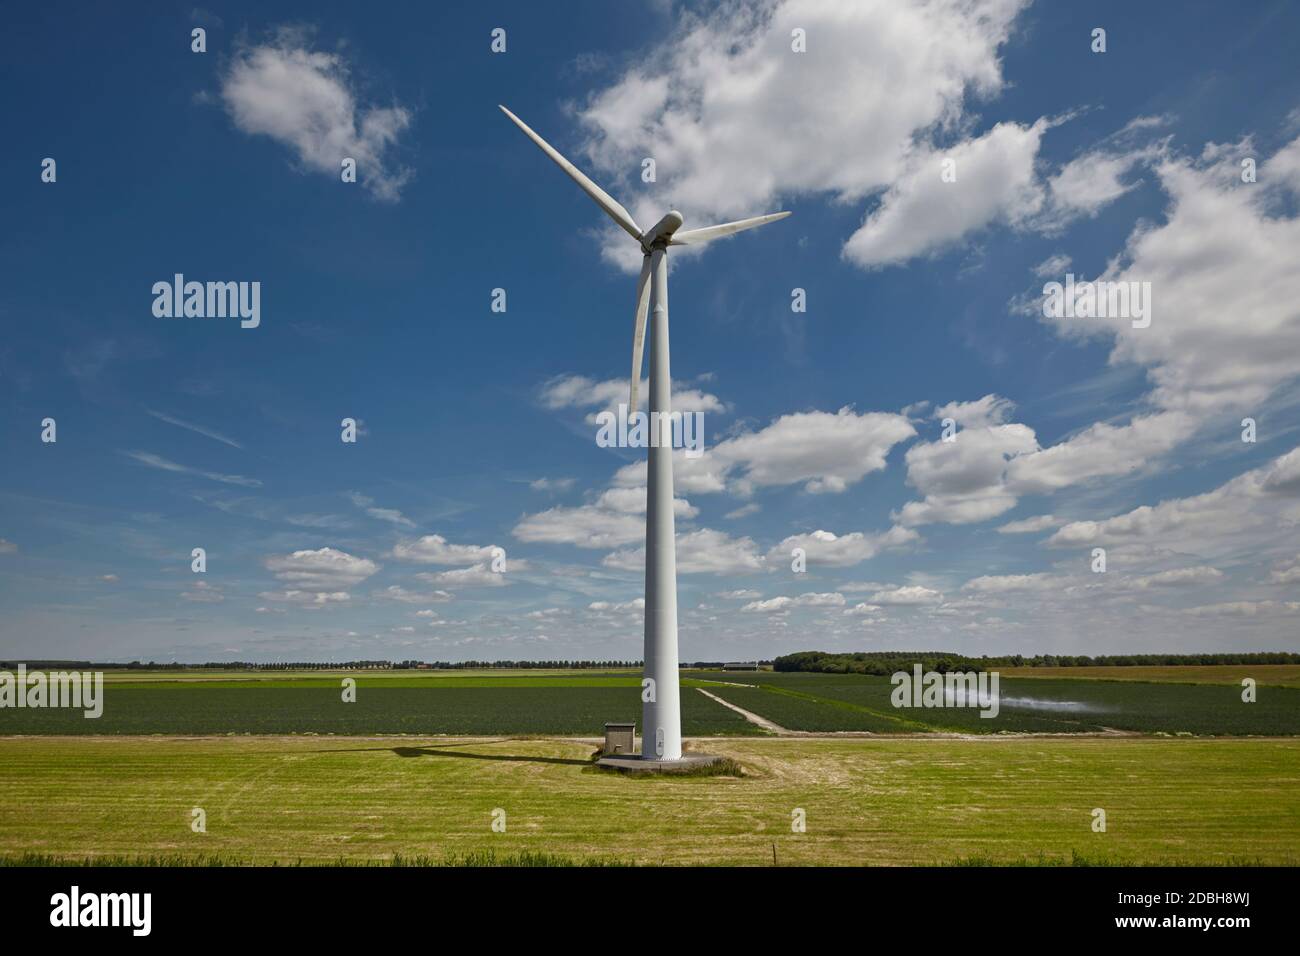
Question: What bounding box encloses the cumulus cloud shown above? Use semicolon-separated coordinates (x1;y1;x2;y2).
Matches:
540;374;726;418
962;573;1058;592
181;580;224;603
845;119;1049;267
1024;133;1300;473
868;585;944;605
577;0;1030;271
220;29;413;200
996;514;1063;534
513;493;695;549
417;564;508;588
894;397;1038;526
611;407;916;497
258;589;351;606
1047;446;1300;567
770;526;918;568
742;591;845;613
264;547;378;592
391;535;497;565
603;528;764;575
376;585;453;604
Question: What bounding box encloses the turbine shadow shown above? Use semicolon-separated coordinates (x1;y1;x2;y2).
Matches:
389;746;590;767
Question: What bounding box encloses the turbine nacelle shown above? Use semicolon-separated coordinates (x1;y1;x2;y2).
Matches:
640;211;684;254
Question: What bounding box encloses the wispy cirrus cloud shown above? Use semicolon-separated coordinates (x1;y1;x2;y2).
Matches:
120;450;261;487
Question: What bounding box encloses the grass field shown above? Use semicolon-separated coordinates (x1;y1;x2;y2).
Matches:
1;735;1295;866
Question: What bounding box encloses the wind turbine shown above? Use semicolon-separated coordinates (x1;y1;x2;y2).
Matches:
501;105;789;761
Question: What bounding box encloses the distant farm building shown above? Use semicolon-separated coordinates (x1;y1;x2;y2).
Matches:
722;661;759;671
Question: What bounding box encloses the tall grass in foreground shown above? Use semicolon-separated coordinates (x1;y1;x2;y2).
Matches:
0;850;633;867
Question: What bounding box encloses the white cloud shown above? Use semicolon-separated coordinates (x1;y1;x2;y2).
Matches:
1031;133;1300;437
391;535;497;565
220;30;413;200
148;410;242;449
1032;253;1072;278
712;407;916;495
577;0;1030;271
375;585;453;604
603;528;764;575
1184;601;1299;618
895;398;1038;526
962;573;1057;592
770;526;918;568
1047;446;1300;567
515;504;644;549
181;580;224;603
1125;566;1223;589
348;491;414;528
258;589;351;606
539;374;726;418
611;407;915;497
264;547;378;591
868;585;944;605
530;477;577;493
0;539;16;555
996;514;1062;534
845;119;1049;267
121;450;261;488
417;564;508;588
742;592;844;614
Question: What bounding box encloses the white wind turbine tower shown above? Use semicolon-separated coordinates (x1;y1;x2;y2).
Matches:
501;105;789;761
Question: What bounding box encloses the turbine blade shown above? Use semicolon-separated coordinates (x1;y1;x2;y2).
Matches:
670;211;791;245
499;105;642;241
629;256;652;414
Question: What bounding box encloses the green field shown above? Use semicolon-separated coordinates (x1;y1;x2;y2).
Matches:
698;670;1300;736
3;668;1297;736
0;676;759;736
1;735;1295;866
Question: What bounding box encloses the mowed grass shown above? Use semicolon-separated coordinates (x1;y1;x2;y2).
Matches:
0;679;760;736
0;736;1295;866
693;671;1300;735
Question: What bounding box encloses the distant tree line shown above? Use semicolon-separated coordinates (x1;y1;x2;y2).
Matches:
774;650;1300;675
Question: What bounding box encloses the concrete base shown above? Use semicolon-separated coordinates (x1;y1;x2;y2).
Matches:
595;752;728;774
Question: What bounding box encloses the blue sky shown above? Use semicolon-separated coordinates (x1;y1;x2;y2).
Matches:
2;0;1299;663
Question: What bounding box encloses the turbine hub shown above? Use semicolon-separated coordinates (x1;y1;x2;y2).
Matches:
640;210;684;253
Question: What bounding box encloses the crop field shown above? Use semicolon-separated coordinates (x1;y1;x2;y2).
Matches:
2;667;1298;736
0;675;760;736
695;670;1300;736
997;664;1300;687
1;735;1295;866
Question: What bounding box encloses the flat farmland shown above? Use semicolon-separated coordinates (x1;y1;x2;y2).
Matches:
693;670;1300;736
0;675;760;736
1;736;1295;866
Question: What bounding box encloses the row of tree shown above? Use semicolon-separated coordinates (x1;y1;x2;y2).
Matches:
773;650;1300;675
